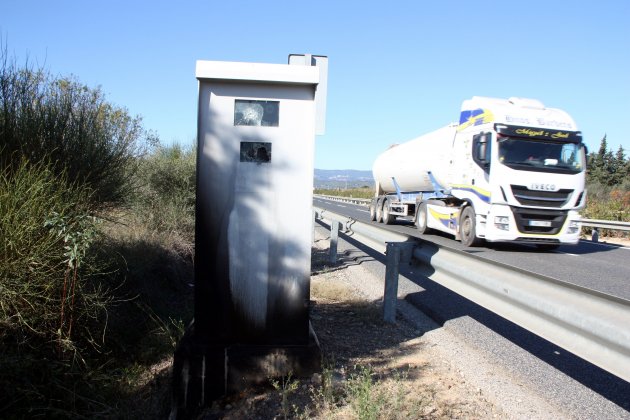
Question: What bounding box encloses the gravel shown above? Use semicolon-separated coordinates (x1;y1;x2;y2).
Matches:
313;221;630;419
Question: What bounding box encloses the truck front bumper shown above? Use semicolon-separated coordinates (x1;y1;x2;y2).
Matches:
482;205;581;245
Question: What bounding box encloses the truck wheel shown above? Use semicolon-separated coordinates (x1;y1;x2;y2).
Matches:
369;199;377;221
382;199;395;225
416;202;429;234
460;206;481;247
375;199;384;223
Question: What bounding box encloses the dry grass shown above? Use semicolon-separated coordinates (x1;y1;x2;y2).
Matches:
200;250;498;419
311;278;362;303
0;157;194;418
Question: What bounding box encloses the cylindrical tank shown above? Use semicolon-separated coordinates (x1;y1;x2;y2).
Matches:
372;124;457;194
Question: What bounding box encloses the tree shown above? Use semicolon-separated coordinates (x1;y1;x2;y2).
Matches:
611;145;627;186
588;135;606;184
587;135;625;186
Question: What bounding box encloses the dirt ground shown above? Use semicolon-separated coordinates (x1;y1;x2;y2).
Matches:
195;245;503;420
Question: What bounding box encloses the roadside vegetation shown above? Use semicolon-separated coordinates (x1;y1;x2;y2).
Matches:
582;137;630;237
1;45;194;418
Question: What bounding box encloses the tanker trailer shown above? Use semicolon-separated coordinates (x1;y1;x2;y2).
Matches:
369;96;587;248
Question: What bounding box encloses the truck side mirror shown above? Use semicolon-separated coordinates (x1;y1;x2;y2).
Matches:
473;133;490;169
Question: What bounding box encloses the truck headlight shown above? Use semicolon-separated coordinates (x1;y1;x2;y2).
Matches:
568;220;580;234
494;216;510;231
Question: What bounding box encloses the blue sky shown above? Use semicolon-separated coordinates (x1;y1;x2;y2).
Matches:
3;1;629;170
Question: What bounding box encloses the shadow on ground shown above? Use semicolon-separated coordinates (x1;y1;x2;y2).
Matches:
315;220;630;413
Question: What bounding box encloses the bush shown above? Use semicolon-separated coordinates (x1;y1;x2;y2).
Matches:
0;160;117;415
582;180;629;238
0;43;193;417
0;45;153;209
132;143;196;247
0;160;106;344
0;155;195;417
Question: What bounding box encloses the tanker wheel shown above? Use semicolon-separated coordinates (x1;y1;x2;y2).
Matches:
460;206;482;247
382;199;396;225
416;202;429;234
375;199;384;223
369;199;377;221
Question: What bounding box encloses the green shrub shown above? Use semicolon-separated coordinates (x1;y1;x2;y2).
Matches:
0;44;194;417
132;143;196;244
0;45;153;209
0;157;194;417
582;180;629;238
0;159;118;415
0;160;105;344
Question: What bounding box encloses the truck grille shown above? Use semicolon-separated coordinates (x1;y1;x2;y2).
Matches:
511;185;573;208
515;237;561;244
511;207;567;235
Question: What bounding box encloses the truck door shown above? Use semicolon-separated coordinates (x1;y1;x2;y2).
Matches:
450;131;474;186
471;132;491;184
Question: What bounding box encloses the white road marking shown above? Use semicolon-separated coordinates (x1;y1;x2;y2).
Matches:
556;251;579;257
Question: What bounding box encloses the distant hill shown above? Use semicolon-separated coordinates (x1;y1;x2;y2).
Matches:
314;169;374;189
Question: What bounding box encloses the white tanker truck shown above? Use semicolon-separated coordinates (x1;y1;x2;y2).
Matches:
370;96;587;249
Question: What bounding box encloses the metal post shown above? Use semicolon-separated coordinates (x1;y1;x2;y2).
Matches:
312;209;317;244
592;227;599;243
383;242;401;323
330;220;340;265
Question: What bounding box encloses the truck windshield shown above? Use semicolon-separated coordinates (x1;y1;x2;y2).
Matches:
498;137;585;174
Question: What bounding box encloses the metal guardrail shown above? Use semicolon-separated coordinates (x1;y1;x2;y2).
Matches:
314;194;630;237
316;194;371;206
582;219;630;231
313;206;630;383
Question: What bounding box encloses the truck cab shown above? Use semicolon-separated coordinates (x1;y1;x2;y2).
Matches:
451;98;586;247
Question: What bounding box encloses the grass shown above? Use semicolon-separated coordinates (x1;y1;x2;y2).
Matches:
271;372;300;420
1;51;190;416
0;160;103;347
288;361;438;419
311;277;362;302
0;149;195;418
298;275;439;419
346;365;386;420
265;361;432;420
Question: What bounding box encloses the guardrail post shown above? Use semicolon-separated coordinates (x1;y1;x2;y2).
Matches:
592;227;599;243
383;242;401;323
330;220;340;264
312;209;316;242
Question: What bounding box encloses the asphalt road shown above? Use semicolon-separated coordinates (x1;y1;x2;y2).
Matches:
311;200;630;417
313;197;630;300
